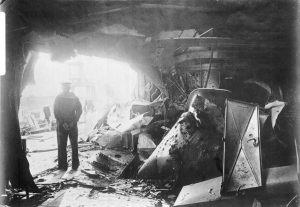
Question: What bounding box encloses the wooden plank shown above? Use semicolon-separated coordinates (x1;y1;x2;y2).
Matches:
198;28;214;37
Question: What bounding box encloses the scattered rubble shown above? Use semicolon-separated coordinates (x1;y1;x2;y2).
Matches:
13;79;297;207
87;100;166;151
89;126;124;149
92;150;135;177
137;133;156;161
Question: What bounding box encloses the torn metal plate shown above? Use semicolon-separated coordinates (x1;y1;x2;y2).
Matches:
174;176;254;207
222;99;262;193
186;88;231;111
174;176;222;206
265;100;286;128
174;165;298;207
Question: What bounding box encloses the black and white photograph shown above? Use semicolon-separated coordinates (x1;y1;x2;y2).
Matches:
0;0;299;206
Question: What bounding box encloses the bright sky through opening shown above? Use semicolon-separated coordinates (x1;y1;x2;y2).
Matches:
22;53;138;106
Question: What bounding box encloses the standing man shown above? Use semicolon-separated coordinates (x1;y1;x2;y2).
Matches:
54;82;82;170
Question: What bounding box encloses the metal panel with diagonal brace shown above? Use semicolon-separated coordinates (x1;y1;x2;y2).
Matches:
222;98;262;193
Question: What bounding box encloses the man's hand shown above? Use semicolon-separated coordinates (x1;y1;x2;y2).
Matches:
63;122;70;130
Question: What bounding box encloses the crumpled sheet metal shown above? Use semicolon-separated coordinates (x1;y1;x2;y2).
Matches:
174;165;298;207
186;88;231;111
174;176;222;207
107;103;153;133
116;114;153;133
189;93;225;135
174;176;256;207
90;128;123;149
107;103;131;129
264;100;286;128
137;133;156;161
137;112;194;179
138;112;222;182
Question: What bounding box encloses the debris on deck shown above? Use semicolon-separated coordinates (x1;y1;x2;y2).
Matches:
137;111;223;184
92;149;135;177
13;80;298;207
137;133;156;161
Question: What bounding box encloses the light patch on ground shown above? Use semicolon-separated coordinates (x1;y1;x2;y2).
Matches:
40;187;168;207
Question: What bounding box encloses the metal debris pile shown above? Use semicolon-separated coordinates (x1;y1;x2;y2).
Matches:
15;78;297;207
81;78;298;206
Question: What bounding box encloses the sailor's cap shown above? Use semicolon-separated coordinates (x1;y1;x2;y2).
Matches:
61;81;72;85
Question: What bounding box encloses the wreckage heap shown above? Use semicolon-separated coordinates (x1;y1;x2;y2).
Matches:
0;0;299;206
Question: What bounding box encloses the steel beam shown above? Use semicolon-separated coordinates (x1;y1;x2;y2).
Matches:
155;37;288;50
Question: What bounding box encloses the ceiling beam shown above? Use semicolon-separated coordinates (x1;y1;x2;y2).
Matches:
177;62;281;73
154;37;289;50
68;7;131;25
139;3;218;12
176;58;230;67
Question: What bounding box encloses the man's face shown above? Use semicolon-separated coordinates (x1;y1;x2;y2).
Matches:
62;84;71;92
